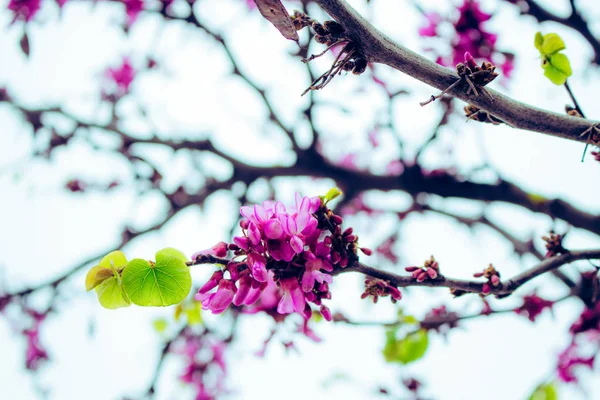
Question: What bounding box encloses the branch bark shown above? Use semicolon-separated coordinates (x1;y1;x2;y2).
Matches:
334;249;600;296
312;0;599;145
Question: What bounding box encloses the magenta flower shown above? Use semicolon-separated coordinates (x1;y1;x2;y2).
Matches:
196;279;236;314
122;0;144;25
418;12;441;37
514;293;554;322
570;301;600;335
8;0;41;22
192;241;228;260
418;0;514;80
106;57;136;94
277;278;305;314
557;343;595;383
301;257;333;292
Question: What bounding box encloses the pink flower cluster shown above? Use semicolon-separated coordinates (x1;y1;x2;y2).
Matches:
418;0;514;79
195;193;369;320
514;292;554;322
23;311;49;371
7;0;41;22
177;330;228;400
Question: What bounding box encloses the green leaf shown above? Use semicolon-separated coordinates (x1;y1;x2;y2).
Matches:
86;251;128;291
534;32;544;51
153;318;169;333
528;382;558;400
543;63;568;85
156;247;188;265
549;53;572;77
99;250;128;269
541;33;566;55
383;329;429;364
95;277;131;309
86;265;113;291
122;249;192;307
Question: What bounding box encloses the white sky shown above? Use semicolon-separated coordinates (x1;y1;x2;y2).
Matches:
1;0;600;399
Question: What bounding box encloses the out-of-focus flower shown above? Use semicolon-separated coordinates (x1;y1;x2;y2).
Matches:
514;292;554;322
106;57;136;95
418;0;514;79
557;342;595;383
8;0;41;22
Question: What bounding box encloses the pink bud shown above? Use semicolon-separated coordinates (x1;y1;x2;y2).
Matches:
405;266;419;272
416;271;428;282
491;275;500;286
360;247;373;256
320;305;332;321
473;272;484;278
426;267;438;279
482;283;491;295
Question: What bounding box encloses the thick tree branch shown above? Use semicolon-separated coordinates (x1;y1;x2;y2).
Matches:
312;0;599;145
334;249;600;296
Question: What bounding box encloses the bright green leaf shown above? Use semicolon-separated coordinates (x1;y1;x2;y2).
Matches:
95;277;131;309
383;329;429;364
528;382;558;400
122;251;192;307
156;247;188;265
86;265;113;291
323;187;342;203
86;251;128;291
541;33;566;55
534;32;544;51
543;62;568;85
549;53;572;77
99;250;128;269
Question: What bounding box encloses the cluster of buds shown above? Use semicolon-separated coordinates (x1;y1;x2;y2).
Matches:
473;264;501;295
290;10;313;31
464;104;502;125
360;278;402;304
311;20;346;45
542;230;568;258
458;51;499;88
405;256;439;282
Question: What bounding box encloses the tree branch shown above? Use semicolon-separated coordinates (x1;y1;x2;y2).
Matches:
334;249;600;296
312;0;599;145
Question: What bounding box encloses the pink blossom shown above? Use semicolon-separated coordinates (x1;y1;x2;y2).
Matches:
418;12;441;37
514;293;554;322
122;0;144;25
301;257;333;292
106;57;136;94
192;242;228;260
196;279;236;314
8;0;41;22
557;343;595;383
277;278;305;314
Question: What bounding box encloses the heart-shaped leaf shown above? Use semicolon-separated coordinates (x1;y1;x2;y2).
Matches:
86;251;131;309
541;33;566;55
528;382;558;400
122;248;192;307
95;276;132;309
383;328;429;364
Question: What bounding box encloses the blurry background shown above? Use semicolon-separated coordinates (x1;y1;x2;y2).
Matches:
0;0;599;398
